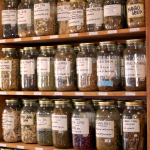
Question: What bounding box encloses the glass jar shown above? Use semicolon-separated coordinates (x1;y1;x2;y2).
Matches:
72;99;83;109
69;0;86;33
2;99;21;142
86;0;104;32
20;47;38;91
0;48;20;91
92;99;103;112
96;101;120;150
18;49;24;59
21;99;38;144
124;39;146;91
54;45;77;91
77;43;97;91
52;100;73;148
34;0;56;36
37;46;56;91
18;0;35;37
123;102;146;150
72;101;95;149
97;42;121;91
2;0;18;38
37;99;54;146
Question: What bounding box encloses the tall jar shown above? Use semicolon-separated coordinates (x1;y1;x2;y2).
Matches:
0;48;20;91
92;99;103;112
37;46;56;91
97;42;121;91
2;0;18;38
54;45;77;91
96;101;120;150
69;0;86;33
18;0;35;38
21;99;38;144
34;0;56;36
77;43;97;91
20;47;38;91
2;99;21;142
52;100;72;148
124;39;146;91
72;101;95;149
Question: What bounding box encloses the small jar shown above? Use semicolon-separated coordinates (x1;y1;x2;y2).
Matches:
92;99;103;112
52;100;73;148
69;0;86;33
77;43;97;91
20;47;38;91
18;49;24;59
124;39;146;91
72;101;95;149
18;0;35;38
97;42;121;91
2;99;21;142
21;99;38;144
0;48;20;91
54;45;77;91
34;0;56;36
37;46;56;91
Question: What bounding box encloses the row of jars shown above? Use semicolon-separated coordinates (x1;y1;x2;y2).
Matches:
2;0;145;38
2;98;147;150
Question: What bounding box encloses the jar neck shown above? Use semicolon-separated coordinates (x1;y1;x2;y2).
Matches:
100;45;116;52
40;104;53;107
55;104;70;108
24;50;38;55
24;103;37;107
5;1;18;6
127;43;144;49
58;48;74;53
3;51;17;55
40;50;56;55
99;105;116;109
80;46;96;52
75;105;92;109
6;103;18;106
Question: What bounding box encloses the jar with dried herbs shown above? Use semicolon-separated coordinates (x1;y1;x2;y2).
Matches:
0;48;20;91
97;42;121;91
52;100;73;148
37;46;56;91
92;99;103;112
77;43;97;91
124;39;146;91
2;99;21;143
54;45;77;91
20;47;38;91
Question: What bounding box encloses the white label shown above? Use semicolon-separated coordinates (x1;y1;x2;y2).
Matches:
54;92;62;95
17;146;24;149
130;28;140;32
57;5;70;21
89;32;98;35
121;59;124;77
2;114;14;129
33;37;40;40
126;92;135;96
0;39;6;43
34;3;50;19
96;120;114;138
70;33;78;37
0;60;12;71
16;92;24;95
0;144;6;147
0;92;6;95
98;92;108;95
14;38;21;42
18;9;31;25
108;30;117;34
37;117;51;129
34;92;42;95
50;35;58;39
75;92;84;96
52;115;67;131
21;114;34;125
123;119;140;132
104;4;121;17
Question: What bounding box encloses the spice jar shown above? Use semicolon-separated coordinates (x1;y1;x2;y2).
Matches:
97;42;121;91
52;100;73;148
2;99;21;142
124;39;146;91
18;0;35;38
37;46;56;91
92;99;103;112
34;0;56;36
18;49;24;59
77;43;97;91
21;99;38;144
20;47;38;91
0;48;20;91
72;101;95;149
54;45;77;91
69;0;86;33
2;0;18;38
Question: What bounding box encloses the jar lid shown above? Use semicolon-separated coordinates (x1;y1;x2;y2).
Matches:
75;101;91;105
117;101;125;104
92;99;103;103
19;49;24;52
24;47;37;50
70;0;85;2
39;100;53;104
125;101;144;106
57;45;73;49
40;46;56;50
5;99;18;103
134;100;144;106
98;101;115;106
55;100;70;105
126;39;144;44
23;99;38;104
5;48;16;51
2;48;7;51
74;46;80;51
99;41;117;46
79;43;96;47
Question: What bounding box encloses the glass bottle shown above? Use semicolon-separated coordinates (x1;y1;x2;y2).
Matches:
92;99;103;112
18;49;24;59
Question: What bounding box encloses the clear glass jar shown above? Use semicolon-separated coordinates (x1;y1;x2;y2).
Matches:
2;0;18;38
96;101;120;150
52;100;73;148
18;49;24;59
21;99;38;144
97;42;121;91
54;45;77;91
34;0;56;36
18;0;35;38
20;47;38;91
72;101;95;149
0;48;20;91
69;0;86;33
2;99;21;142
37;46;56;91
37;99;54;146
86;0;104;32
92;99;103;112
77;43;97;91
124;39;146;91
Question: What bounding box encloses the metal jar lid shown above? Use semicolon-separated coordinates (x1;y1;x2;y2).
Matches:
19;49;24;52
24;47;36;50
125;102;143;106
55;100;70;105
39;100;53;105
99;41;117;46
4;48;16;51
75;101;91;105
23;99;39;104
92;99;103;104
40;46;56;50
98;101;115;106
80;43;96;47
126;39;144;44
57;45;73;49
5;99;18;103
70;0;85;2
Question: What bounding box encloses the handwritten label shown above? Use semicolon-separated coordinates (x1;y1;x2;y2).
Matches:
50;35;58;39
2;114;14;129
18;9;31;24
0;60;12;71
21;114;34;125
89;32;98;35
70;33;78;37
34;92;41;95
108;30;117;34
0;143;6;147
14;38;21;42
0;92;6;95
75;92;84;96
98;92;108;95
17;146;24;149
0;39;6;43
126;92;135;96
16;92;24;95
37;117;51;129
33;37;40;40
54;92;62;95
130;28;140;32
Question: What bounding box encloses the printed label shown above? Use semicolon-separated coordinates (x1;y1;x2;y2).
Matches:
2;114;14;129
121;59;124;77
37;117;51;129
0;60;12;71
21;114;34;125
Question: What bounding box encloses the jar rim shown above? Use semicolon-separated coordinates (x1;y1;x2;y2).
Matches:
40;46;56;50
99;41;117;46
57;45;73;49
3;48;16;51
5;99;18;103
117;101;125;104
98;101;115;106
23;99;38;104
92;99;103;103
24;47;37;51
39;100;53;104
55;100;70;105
75;101;91;105
70;0;85;2
125;101;144;106
126;39;144;44
80;43;96;47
